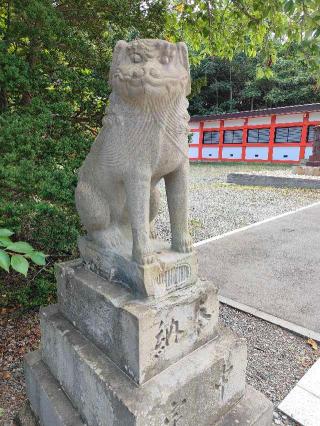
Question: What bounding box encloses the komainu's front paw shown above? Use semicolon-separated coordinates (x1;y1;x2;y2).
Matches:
149;224;157;240
132;246;156;266
172;233;193;253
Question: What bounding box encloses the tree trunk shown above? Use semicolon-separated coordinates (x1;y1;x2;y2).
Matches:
251;97;254;111
215;78;219;108
229;64;233;112
0;88;8;112
21;92;32;106
21;45;37;106
0;0;11;112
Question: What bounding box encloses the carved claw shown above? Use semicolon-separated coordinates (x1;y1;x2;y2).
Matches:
142;253;157;265
132;246;157;265
149;224;157;240
172;233;193;253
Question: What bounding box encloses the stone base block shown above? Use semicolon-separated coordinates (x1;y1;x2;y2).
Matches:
40;305;247;426
21;351;272;426
78;236;198;297
293;165;320;176
15;403;38;426
217;385;273;426
23;351;84;426
306;160;320;166
56;261;219;384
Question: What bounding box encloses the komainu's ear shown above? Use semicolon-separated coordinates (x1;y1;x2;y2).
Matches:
109;40;128;84
177;42;191;96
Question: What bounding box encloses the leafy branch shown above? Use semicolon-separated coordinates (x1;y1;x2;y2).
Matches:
0;229;47;276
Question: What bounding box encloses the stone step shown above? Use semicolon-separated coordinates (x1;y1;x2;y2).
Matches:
217;385;273;426
56;260;219;384
40;305;247;426
22;351;272;426
23;350;85;426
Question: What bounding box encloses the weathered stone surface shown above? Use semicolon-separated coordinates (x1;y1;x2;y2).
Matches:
217;385;273;426
23;351;84;426
41;305;247;426
21;352;271;426
293;165;320;176
15;402;39;426
227;172;320;189
56;260;218;384
306;125;320;166
78;236;198;297
75;39;193;283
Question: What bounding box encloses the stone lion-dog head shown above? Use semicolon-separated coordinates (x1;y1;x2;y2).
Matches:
109;39;191;103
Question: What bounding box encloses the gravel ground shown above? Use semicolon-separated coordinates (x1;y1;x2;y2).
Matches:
220;304;319;426
155;163;320;243
1;163;320;425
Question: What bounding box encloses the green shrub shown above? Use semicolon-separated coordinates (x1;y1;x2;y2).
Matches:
0;100;92;308
0;228;47;276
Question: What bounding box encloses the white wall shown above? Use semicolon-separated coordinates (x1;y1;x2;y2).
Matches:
203;120;220;129
224;118;245;127
247;116;271;125
190;121;200;129
276;113;304;123
309;112;320;121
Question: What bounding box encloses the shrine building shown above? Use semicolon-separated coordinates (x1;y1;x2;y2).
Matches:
188;103;320;163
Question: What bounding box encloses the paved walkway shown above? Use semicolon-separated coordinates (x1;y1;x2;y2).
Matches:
279;358;320;426
196;202;320;341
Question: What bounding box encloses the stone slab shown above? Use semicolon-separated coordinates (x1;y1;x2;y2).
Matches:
21;352;272;426
15;402;39;426
78;236;198;297
196;203;320;339
56;260;219;384
217;385;273;426
278;385;320;426
298;358;320;398
23;351;84;426
293;165;320;176
227;172;320;189
40;305;247;426
278;359;320;426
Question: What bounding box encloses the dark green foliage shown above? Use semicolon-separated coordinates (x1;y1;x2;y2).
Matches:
189;48;320;115
0;100;88;307
0;0;166;308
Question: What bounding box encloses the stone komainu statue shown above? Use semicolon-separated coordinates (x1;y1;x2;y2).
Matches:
75;39;192;265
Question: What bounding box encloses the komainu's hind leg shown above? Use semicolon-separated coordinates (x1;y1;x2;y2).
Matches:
75;183;109;247
75;182;109;238
149;185;160;239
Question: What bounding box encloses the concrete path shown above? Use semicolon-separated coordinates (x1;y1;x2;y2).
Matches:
279;358;320;425
196;202;320;341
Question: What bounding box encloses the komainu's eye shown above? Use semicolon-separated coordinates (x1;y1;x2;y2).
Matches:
131;53;142;63
161;55;171;64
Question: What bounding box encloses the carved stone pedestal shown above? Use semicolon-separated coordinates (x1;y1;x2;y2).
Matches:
293;164;320;176
78;236;198;297
18;259;273;425
293;125;320;176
